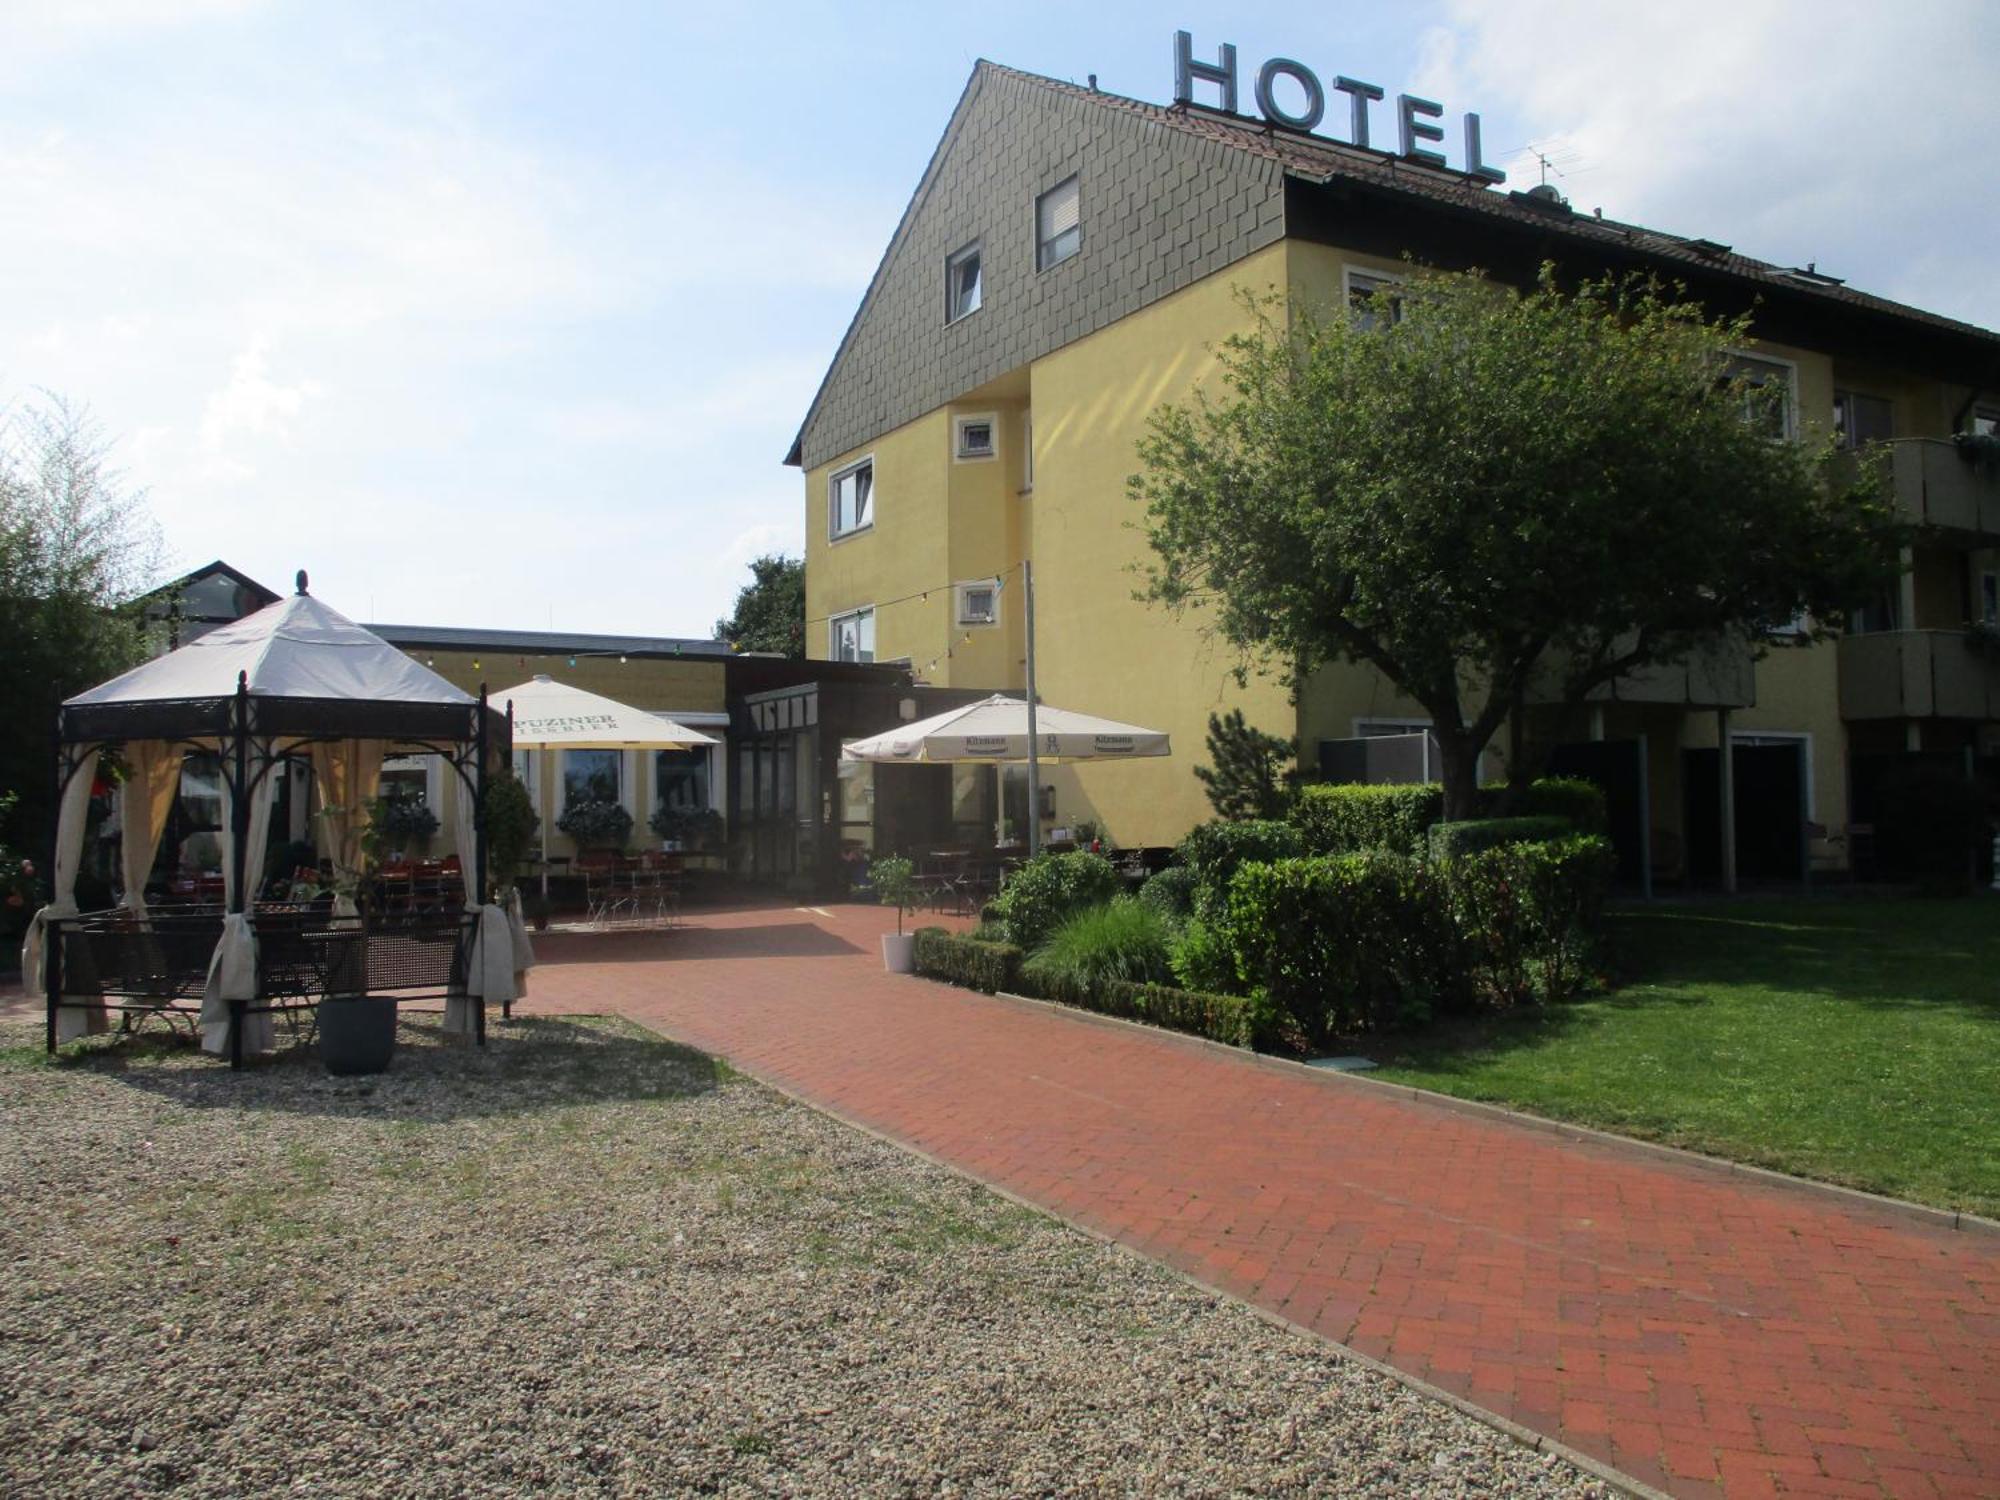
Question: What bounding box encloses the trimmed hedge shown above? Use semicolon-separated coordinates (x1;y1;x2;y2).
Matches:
912;924;1256;1047
1289;777;1608;858
911;926;1022;993
1439;836;1614;1006
1174;819;1303;917
1090;978;1258;1049
1291;784;1442;857
1512;776;1607;836
987;850;1121;950
1427;815;1574;861
1223;852;1463;1043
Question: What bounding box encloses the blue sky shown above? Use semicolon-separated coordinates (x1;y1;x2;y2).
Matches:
4;1;1995;637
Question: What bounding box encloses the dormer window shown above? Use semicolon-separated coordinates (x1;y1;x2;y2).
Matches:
945;242;982;323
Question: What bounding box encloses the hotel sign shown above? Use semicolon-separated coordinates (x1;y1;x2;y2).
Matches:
1172;30;1506;183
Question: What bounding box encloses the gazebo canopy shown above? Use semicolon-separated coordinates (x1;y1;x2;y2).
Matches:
60;585;504;748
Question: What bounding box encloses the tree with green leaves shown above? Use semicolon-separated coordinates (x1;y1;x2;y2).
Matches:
1130;266;1902;821
714;553;805;657
0;396;162;861
1194;708;1297;821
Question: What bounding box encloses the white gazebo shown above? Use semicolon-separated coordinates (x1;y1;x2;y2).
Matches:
25;574;524;1066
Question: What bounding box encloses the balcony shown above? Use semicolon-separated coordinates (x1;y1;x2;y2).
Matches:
1837;629;2000;721
1526;633;1756;710
1882;438;2000;540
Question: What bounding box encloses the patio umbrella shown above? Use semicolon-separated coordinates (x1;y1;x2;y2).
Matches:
495;675;718;895
839;694;1171;765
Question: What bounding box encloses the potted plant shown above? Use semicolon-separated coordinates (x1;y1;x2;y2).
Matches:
372;795;439;857
484;770;537;906
869;855;919;972
557;798;634;853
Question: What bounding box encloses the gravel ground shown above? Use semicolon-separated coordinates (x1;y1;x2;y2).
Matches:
0;1014;1609;1498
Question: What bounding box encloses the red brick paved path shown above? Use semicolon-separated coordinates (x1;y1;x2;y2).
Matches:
515;902;2000;1498
16;901;1993;1497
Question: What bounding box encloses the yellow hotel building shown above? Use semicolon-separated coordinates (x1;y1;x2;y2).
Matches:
790;60;2000;885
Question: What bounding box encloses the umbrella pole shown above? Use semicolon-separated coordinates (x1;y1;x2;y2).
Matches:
1024;559;1041;856
539;761;550;900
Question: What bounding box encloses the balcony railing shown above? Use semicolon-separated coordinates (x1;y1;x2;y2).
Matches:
1882;438;2000;540
1525;633;1756;710
1837;629;2000;721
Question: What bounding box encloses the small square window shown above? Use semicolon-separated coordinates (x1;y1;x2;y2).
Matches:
954;415;995;460
956;582;999;626
829;458;873;539
1036;175;1080;271
945;242;982;323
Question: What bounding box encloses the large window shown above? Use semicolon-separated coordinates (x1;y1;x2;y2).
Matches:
830;607;875;663
1834;390;1893;450
378;754;432;811
654;747;710;815
1724;353;1797;440
829;458;873;540
562;749;621;810
945;241;982;323
1036;175;1080;271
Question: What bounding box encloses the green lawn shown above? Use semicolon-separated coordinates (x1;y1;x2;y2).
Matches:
1369;898;2000;1219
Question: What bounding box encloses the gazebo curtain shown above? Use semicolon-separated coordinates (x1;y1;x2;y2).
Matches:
199;758;278;1056
22;749;104;1044
310;740;387;917
451;770;530;1033
119;742;183;916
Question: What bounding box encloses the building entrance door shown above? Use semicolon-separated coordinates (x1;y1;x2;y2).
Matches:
1684;742;1806;884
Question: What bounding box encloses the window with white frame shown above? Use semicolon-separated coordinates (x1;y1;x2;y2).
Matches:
1724;353;1797;440
953;413;995;461
562;749;621;811
945;241;982;323
512;749;540;813
829;458;873;539
378;754;435;812
1974;408;2000;438
1021;411;1033;493
1980;569;1999;626
1036;174;1080;271
955;579;999;626
830;607;875;663
1345;267;1405;329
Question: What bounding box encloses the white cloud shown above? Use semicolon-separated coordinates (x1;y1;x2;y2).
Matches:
197;340;322;477
1414;0;2000;328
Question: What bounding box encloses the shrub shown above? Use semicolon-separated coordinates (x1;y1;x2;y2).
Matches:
1174;819;1303;918
649;804;725;849
1136;865;1196;923
557;798;633;850
1223;852;1461;1044
483;771;538;893
912;926;1022;993
987;850;1121;950
1168;915;1240;995
1291;784;1442;857
1440;835;1614;1005
1510;776;1607;835
1021;897;1174;999
1427;815;1573;861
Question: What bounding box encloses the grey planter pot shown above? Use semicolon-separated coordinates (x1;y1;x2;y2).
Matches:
319;996;397;1075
